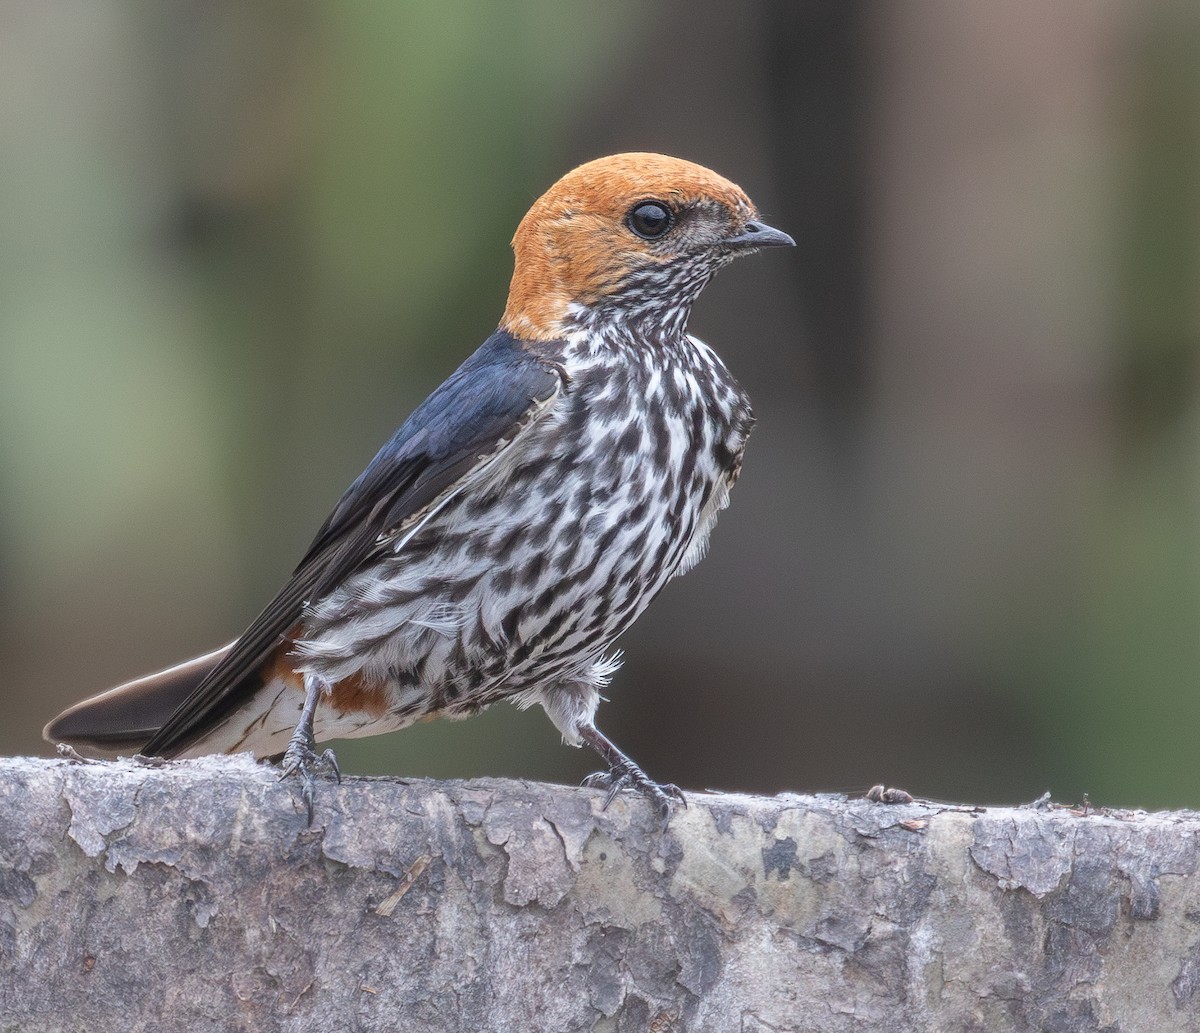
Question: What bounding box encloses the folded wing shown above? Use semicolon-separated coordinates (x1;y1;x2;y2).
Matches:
46;332;563;758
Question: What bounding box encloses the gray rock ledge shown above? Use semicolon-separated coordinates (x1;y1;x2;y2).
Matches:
1;755;1197;1032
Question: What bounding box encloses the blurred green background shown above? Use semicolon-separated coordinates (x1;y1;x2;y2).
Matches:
3;1;1199;809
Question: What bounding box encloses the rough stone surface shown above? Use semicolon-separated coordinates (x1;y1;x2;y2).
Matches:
2;756;1200;1031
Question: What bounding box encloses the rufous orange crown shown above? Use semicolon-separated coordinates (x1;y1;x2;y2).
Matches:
501;153;757;341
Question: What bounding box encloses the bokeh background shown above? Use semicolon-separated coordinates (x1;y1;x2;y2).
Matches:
3;0;1199;809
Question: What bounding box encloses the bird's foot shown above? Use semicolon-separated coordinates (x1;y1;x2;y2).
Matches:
279;734;341;825
583;764;687;828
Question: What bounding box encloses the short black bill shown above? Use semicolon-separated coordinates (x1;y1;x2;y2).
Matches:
722;220;795;249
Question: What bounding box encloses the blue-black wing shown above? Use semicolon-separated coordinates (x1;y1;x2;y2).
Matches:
140;331;563;758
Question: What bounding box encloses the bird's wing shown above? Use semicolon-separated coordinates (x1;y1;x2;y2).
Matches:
139;332;563;758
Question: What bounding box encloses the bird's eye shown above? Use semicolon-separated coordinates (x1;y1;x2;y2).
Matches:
627;201;674;240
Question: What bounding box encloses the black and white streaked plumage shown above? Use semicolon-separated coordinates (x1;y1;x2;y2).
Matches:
45;152;794;821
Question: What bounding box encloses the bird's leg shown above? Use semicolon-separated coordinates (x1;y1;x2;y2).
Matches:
579;722;686;826
279;674;341;824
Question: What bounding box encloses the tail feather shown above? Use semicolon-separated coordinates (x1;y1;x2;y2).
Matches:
44;643;234;756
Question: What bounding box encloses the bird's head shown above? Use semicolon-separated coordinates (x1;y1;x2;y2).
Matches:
501;152;793;342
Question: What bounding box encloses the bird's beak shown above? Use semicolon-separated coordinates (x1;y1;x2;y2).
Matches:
721;220;796;250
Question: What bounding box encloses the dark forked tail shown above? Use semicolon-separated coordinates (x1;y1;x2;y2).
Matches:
43;644;232;757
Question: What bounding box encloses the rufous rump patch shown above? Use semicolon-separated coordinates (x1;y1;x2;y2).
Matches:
327;670;391;719
261;643;391;720
262;642;304;691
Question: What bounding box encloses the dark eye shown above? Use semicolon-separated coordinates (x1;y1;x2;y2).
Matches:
627;201;674;240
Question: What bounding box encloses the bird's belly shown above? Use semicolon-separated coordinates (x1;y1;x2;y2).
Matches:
293;405;729;716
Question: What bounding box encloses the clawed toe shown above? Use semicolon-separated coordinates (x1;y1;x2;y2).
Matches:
279;738;340;824
583;769;634;809
645;781;687;827
583;768;687;826
578;724;685;828
319;748;342;784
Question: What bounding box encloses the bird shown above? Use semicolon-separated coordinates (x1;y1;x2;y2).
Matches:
44;152;794;822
